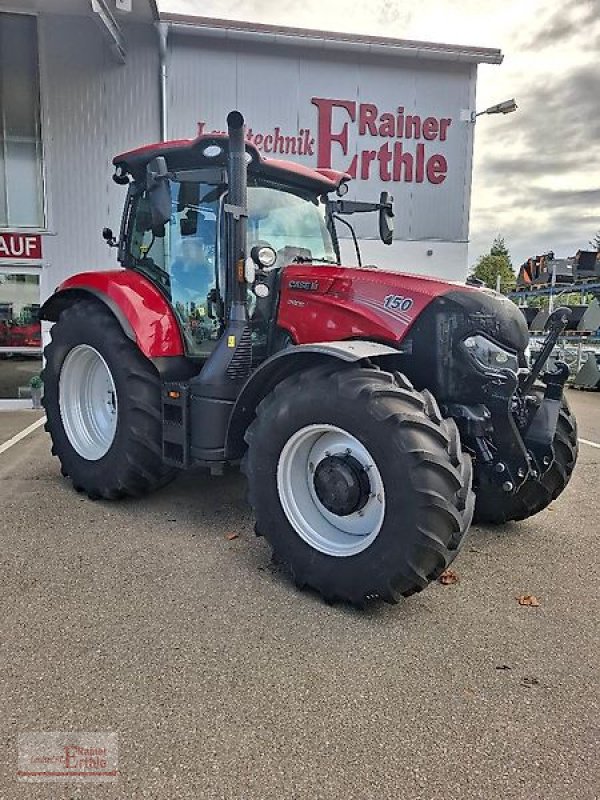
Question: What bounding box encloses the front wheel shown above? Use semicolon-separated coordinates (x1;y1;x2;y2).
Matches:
42;299;175;499
243;364;475;605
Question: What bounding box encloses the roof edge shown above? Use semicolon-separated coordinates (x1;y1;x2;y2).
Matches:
159;12;503;65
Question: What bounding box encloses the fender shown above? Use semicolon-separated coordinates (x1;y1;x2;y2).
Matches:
225;340;400;459
39;270;185;359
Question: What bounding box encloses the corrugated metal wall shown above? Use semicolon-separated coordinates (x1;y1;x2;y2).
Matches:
167;35;476;245
39;14;159;299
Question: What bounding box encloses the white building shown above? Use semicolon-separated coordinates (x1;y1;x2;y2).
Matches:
0;0;502;398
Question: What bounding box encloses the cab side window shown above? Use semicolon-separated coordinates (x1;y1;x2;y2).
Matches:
129;181;220;358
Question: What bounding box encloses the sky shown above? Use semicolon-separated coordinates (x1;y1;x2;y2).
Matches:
159;0;600;269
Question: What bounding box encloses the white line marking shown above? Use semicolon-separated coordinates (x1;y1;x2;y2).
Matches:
578;437;600;450
0;416;46;456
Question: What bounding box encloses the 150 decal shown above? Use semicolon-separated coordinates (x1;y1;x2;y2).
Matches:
383;294;414;312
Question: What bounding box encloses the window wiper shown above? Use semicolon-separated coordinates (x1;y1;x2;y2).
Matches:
292;255;338;264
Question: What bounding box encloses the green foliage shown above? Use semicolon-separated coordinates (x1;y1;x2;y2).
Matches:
490;235;512;267
29;375;43;389
471;254;516;292
524;295;547;309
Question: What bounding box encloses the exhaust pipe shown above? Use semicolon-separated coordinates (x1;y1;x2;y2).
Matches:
187;111;253;460
226;110;248;308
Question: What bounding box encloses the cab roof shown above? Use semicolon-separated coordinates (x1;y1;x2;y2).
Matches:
113;134;349;194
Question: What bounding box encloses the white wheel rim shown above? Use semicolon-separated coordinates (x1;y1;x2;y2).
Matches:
277;424;385;557
59;344;118;461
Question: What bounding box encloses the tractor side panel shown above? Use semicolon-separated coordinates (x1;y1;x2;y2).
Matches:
277;265;458;345
55;271;184;357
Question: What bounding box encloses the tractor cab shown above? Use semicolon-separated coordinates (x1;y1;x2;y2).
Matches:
110;133;392;363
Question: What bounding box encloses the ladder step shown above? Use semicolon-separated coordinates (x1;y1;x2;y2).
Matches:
161;382;190;468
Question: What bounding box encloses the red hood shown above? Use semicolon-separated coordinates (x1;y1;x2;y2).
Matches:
276;264;474;346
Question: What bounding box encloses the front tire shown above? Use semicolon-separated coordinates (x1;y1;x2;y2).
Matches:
42;300;174;499
243;364;475;605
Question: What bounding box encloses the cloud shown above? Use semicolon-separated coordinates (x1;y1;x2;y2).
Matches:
472;54;600;263
534;188;600;208
528;0;600;48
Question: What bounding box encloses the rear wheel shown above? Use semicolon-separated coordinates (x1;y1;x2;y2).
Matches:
243;364;475;605
42;300;175;499
473;394;578;524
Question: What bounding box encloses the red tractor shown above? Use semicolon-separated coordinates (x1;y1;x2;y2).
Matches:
40;112;578;605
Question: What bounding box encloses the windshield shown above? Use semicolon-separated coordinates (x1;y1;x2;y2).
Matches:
247;186;337;264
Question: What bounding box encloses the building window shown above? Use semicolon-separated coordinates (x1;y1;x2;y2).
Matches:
0;13;44;229
0;270;41;399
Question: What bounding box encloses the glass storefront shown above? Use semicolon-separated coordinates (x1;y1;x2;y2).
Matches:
0;13;44;399
0;271;42;399
0;13;44;228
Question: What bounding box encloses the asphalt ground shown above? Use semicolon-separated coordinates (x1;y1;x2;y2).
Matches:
0;389;598;799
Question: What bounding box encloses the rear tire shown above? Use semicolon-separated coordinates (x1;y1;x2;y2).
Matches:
243;364;474;605
42;300;175;499
473;393;578;524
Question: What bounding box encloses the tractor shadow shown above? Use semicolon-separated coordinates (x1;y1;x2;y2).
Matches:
79;468;538;620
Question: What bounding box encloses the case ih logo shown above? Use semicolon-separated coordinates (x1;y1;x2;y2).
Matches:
198;96;452;186
0;232;42;260
288;279;319;291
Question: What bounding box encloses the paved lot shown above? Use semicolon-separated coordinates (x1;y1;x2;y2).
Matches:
0;389;598;799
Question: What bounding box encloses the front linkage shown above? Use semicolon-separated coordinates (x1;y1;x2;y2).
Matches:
448;307;572;498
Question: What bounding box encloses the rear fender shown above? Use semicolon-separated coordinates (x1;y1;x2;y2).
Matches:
225;340;399;459
39;270;185;359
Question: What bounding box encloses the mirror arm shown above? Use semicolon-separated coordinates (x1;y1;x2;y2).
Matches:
329;199;380;215
333;214;362;268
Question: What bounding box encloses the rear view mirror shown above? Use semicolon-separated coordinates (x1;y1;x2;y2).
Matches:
180;210;198;237
379;191;394;245
146;156;171;228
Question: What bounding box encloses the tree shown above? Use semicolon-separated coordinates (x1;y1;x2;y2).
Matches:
490;234;513;267
471;254;516;292
590;230;600;251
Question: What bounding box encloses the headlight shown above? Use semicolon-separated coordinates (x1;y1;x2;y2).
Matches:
250;244;277;269
463;335;519;373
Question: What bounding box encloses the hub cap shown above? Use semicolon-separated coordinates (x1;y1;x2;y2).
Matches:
59;345;118;461
277;425;385;557
313;454;371;516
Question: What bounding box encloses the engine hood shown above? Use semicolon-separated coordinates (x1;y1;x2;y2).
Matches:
277;264;527;352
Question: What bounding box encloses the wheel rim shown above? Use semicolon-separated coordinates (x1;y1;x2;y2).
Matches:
277;424;385;557
59;344;118;461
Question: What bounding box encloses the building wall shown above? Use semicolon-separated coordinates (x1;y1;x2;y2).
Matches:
36;19;477;300
167;33;477;279
0;10;485;399
39;14;160;301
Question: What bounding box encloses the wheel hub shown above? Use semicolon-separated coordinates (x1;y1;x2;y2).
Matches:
313;454;371;516
276;425;386;558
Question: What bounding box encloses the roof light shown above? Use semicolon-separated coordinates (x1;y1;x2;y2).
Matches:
202;144;223;158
